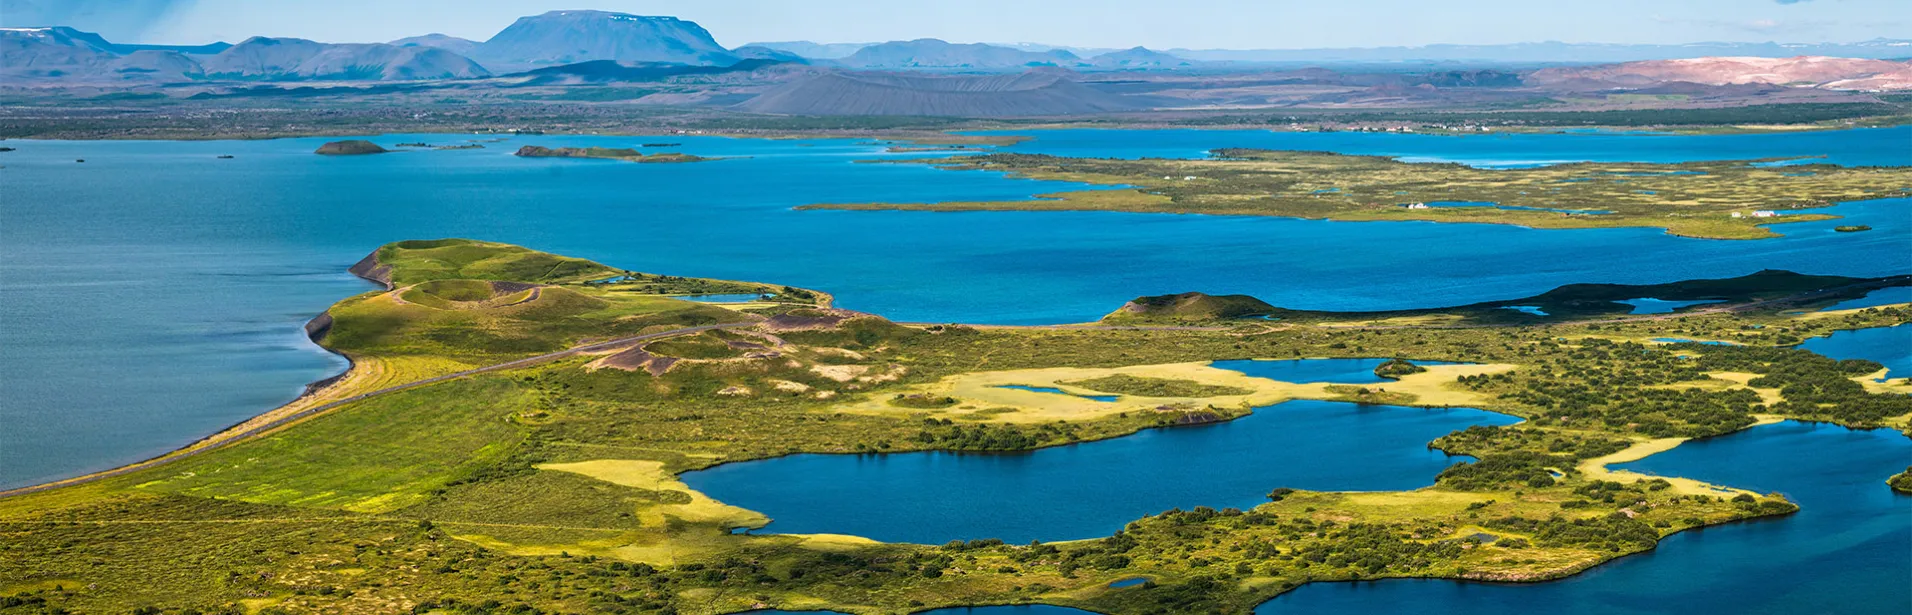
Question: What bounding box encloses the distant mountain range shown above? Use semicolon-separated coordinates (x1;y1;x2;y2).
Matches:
745;41;874;60
1529;56;1912;91
0;26;486;82
738;69;1144;116
5;9;1910;121
1163;39;1912;65
750;39;1912;66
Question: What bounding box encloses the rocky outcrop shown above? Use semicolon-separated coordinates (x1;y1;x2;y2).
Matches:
347;249;395;288
315;140;389;155
302;312;334;342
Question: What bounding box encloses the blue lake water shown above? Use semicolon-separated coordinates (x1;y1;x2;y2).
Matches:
1619;298;1725;314
1257;421;1912;615
1503;305;1550;316
1651;338;1738;346
1825;286;1912;311
1796;325;1911;379
992;384;1121;402
2;128;1908;489
684;399;1519;544
677;293;771;303
1210;358;1462;384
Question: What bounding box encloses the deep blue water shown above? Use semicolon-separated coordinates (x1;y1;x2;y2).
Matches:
1825;286;1912;311
682;399;1519;544
1210;358;1463;384
1619;298;1724;314
1258;421;1912;615
1796;325;1911;379
2;128;1908;489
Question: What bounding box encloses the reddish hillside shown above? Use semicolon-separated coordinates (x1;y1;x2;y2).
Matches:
1528;56;1912;91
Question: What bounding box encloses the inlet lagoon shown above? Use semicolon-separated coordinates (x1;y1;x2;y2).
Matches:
683;399;1521;544
1;127;1907;491
1256;421;1912;615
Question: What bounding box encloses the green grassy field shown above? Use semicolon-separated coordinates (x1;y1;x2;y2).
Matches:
802;151;1912;239
2;240;1907;614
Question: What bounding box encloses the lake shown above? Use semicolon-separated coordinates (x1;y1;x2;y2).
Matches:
1257;421;1912;615
2;127;1907;490
1796;325;1911;379
1210;358;1464;384
683;398;1520;544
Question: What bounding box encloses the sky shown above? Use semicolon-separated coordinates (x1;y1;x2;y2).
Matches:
1;0;1904;48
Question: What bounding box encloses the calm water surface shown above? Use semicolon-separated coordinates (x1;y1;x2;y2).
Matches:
1796;325;1912;379
1211;358;1463;384
1258;421;1912;615
2;128;1907;489
683;399;1518;544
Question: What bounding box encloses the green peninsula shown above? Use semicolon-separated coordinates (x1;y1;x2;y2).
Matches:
802;151;1912;239
514;145;711;163
2;240;1908;615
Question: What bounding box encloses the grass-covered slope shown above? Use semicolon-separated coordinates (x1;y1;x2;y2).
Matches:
2;240;1909;615
804;151;1912;239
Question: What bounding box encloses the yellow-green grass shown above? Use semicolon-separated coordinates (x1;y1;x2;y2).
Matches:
2;240;1904;615
803;151;1912;239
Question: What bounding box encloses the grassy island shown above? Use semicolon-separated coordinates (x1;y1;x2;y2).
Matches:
2;240;1908;614
800;151;1912;239
1892;468;1912;494
514;145;711;163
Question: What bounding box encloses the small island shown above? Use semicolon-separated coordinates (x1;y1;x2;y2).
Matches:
514;144;709;163
1892;468;1912;494
1835;225;1873;233
313;140;388;155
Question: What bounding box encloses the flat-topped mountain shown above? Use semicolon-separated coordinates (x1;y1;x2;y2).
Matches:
839;39;1084;69
1528;56;1912;91
471;10;738;71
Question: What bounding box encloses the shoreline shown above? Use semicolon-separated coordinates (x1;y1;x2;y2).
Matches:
4;273;1904;499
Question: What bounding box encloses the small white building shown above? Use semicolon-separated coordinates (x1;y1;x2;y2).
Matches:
1731;212;1744;218
1752;210;1779;218
1404;202;1430;210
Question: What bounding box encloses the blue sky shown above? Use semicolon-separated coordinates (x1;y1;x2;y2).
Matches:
2;0;1903;48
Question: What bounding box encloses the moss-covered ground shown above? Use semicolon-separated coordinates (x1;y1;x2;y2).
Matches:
802;151;1912;239
2;241;1908;615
